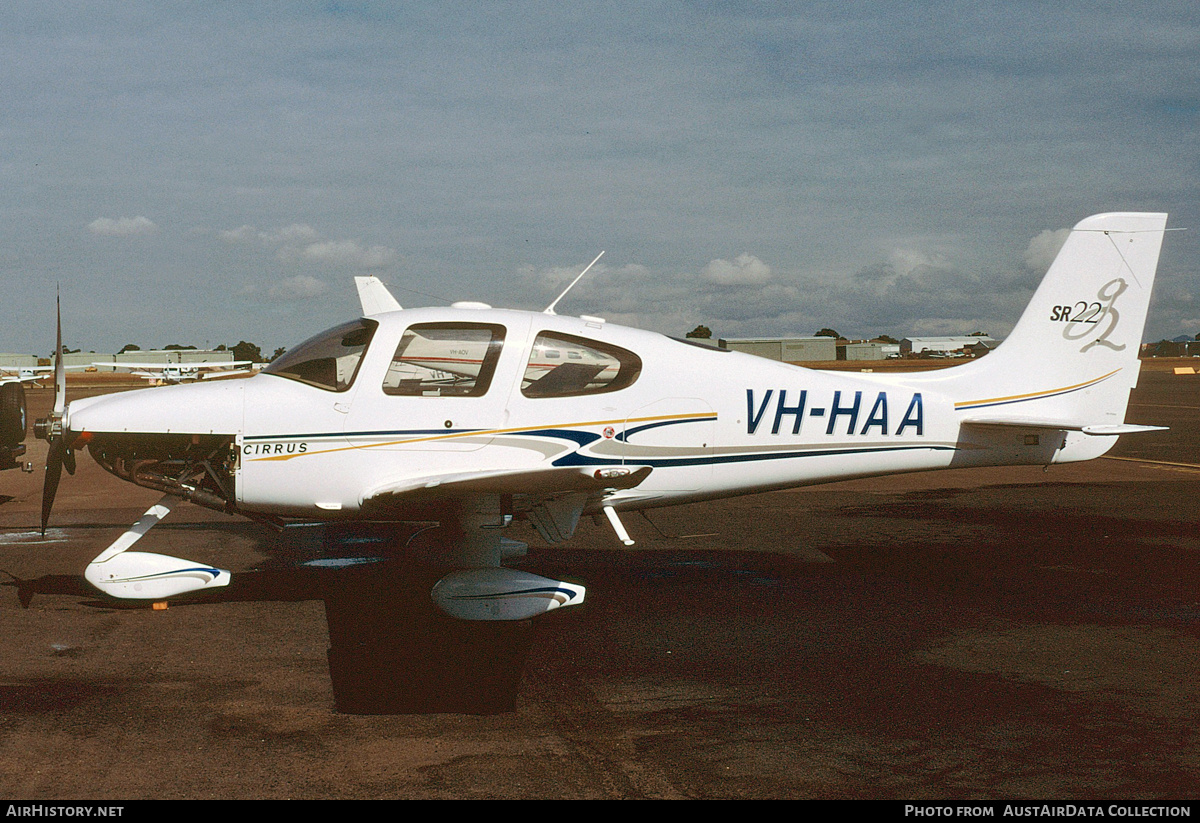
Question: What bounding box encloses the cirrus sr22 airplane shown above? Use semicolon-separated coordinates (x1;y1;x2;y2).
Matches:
20;212;1170;707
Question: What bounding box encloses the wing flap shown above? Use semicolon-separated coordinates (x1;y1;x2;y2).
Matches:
361;464;653;512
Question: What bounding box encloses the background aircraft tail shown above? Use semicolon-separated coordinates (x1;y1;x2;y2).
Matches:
902;212;1169;456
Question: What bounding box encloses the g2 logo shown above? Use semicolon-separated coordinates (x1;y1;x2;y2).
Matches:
1051;278;1128;352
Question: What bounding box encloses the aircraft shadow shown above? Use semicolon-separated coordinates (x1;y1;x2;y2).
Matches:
3;522;533;716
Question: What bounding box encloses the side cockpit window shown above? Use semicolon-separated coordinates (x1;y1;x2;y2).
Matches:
263;319;377;392
383;323;505;397
522;332;641;398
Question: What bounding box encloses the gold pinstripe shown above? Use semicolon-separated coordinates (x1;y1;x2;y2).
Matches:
953;369;1121;411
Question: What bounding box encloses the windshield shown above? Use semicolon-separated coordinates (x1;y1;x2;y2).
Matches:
263;318;378;392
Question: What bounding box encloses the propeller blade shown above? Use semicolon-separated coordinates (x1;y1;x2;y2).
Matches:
53;288;65;415
63;443;76;476
41;437;64;536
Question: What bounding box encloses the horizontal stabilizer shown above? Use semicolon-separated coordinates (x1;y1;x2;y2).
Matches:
962;417;1168;436
362;464;652;512
432;568;585;621
85;551;230;599
1081;424;1168;436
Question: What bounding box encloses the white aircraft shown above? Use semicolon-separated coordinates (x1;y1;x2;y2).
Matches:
93;360;254;383
1;364;88;385
32;213;1169;625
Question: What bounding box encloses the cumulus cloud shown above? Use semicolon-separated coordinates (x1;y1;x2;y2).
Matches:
217;224;259;244
701;254;772;286
218;223;320;246
88;216;157;237
1023;228;1071;273
300;240;397;269
518;261;649;295
218;223;396;269
268;275;328;300
887;248;951;279
274;224;321;245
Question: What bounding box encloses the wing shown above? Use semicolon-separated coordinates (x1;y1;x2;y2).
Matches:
99;361;249;370
95;362;166;371
197;361;253;369
360;464;653;544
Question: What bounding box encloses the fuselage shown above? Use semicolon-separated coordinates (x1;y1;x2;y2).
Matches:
64;305;1087;521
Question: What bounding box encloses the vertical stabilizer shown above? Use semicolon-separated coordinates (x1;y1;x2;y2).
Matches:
908;212;1168;434
355;276;402;316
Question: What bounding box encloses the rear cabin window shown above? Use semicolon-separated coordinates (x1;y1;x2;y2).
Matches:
522;332;641;398
263;318;377;392
382;323;505;397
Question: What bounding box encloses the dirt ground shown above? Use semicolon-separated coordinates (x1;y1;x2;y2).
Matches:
0;371;1197;799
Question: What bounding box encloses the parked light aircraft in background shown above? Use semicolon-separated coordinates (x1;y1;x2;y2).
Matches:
93;360;253;384
24;213;1170;627
1;364;87;385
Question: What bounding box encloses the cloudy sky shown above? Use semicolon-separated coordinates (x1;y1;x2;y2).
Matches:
2;2;1198;356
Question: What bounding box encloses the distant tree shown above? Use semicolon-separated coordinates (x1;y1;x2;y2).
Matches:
815;328;840;339
270;347;287;362
215;344;227;351
1150;339;1183;357
118;343;141;354
231;341;263;363
968;331;989;337
164;344;197;350
875;334;899;344
685;324;713;339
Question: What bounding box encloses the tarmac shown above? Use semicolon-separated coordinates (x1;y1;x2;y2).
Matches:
0;369;1198;799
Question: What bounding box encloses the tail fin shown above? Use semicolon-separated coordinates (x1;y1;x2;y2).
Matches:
913;213;1168;440
355;276;402;316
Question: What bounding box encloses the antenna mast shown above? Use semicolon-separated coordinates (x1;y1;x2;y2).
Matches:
544;251;605;315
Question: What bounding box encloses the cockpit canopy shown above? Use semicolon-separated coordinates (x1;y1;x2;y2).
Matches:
264;316;642;398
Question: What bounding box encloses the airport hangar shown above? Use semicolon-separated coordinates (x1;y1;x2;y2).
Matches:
716;336;906;362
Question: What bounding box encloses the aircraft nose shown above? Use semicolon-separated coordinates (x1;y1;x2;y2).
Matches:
67;381;246;435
